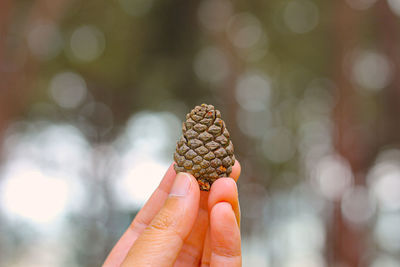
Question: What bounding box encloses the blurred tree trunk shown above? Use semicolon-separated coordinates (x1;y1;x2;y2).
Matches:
0;0;13;64
329;2;367;267
376;0;400;145
0;0;71;147
0;0;17;140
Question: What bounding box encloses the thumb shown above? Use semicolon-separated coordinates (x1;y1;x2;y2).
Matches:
121;172;200;267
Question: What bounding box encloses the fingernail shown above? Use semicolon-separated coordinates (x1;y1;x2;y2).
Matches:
170;173;191;197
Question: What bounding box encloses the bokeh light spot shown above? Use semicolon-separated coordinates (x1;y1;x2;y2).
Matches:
262;127;295;163
387;0;400;16
341;186;375;225
27;20;63;60
237;108;271;138
367;150;400;211
70;25;105;62
311;154;353;201
374;213;400;252
284;0;319;34
119;0;154;17
351;50;392;91
235;72;271;112
227;13;263;49
286;214;325;255
194;46;229;84
0;169;69;223
49;72;87;109
370;255;400;267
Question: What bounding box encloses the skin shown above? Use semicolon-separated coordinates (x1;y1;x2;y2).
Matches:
103;161;241;267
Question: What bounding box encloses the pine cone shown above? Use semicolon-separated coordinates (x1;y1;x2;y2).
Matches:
174;104;235;191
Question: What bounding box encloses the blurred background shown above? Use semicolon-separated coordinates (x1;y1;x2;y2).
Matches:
1;0;400;266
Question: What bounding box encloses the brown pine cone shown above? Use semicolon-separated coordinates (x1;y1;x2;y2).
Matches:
174;104;235;191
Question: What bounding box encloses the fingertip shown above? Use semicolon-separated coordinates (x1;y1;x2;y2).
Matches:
208;178;240;225
158;163;179;192
209;178;238;200
212;177;237;191
209;178;238;202
185;172;200;191
169;172;200;201
230;160;241;182
188;173;201;200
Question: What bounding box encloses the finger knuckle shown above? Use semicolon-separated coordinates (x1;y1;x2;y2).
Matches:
150;211;175;231
178;243;201;264
213;245;241;258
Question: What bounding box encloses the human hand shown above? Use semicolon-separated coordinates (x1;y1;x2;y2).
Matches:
103;161;241;267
